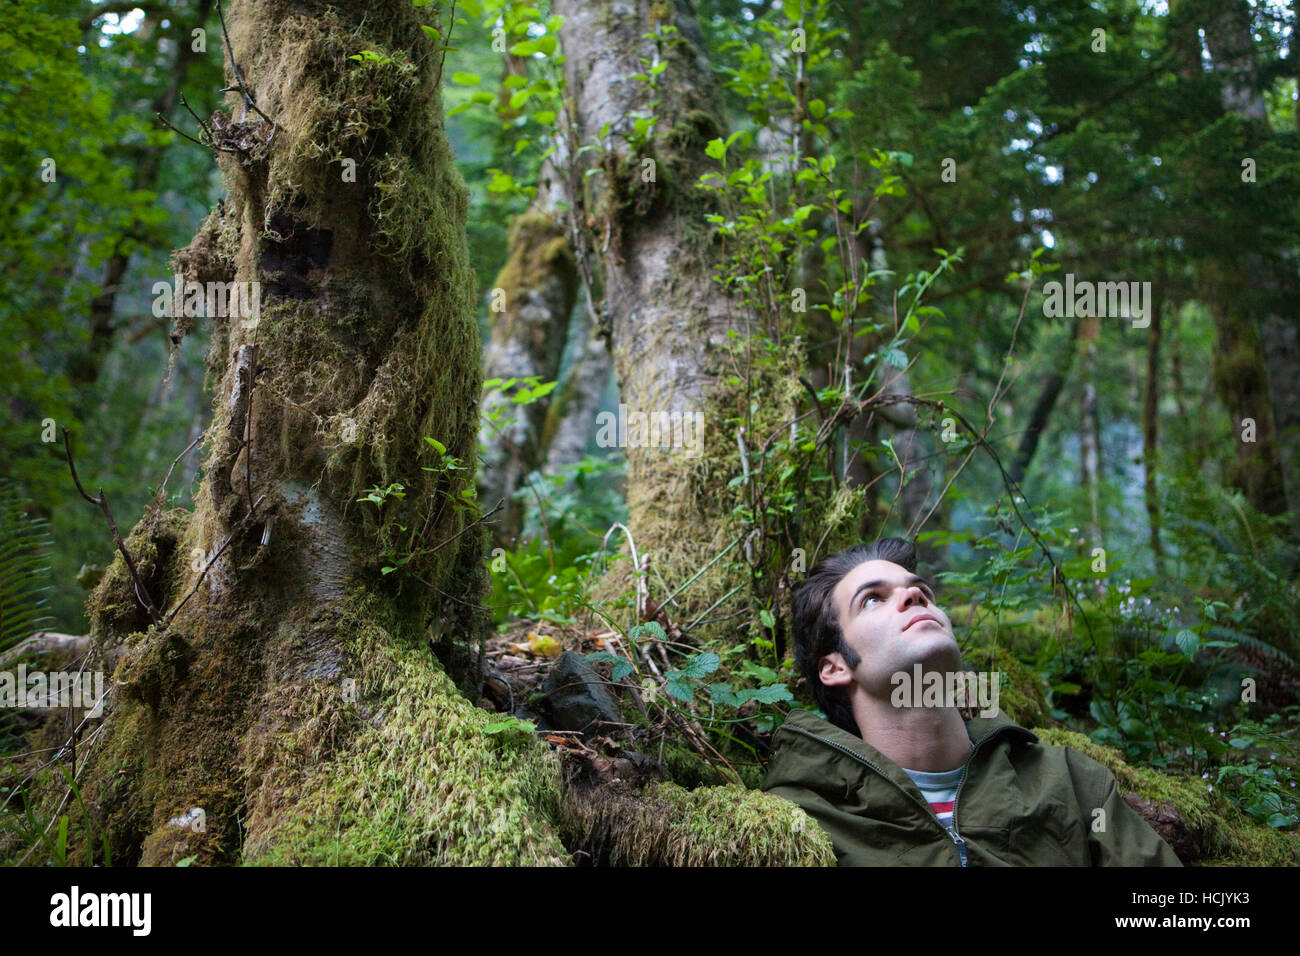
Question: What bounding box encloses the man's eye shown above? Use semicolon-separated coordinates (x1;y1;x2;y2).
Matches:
862;593;882;608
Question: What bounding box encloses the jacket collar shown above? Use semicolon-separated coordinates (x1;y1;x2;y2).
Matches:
772;706;1037;794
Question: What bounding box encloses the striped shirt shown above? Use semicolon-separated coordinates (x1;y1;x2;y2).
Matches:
902;763;968;864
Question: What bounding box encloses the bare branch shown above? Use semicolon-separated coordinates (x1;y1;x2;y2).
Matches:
62;427;162;626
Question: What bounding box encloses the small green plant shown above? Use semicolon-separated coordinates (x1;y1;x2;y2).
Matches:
1214;710;1300;829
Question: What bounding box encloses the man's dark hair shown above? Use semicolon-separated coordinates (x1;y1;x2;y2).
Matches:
791;538;919;735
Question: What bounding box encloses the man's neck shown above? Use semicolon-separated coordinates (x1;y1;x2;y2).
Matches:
851;697;972;772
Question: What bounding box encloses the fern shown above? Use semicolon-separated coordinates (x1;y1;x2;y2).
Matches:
0;478;56;751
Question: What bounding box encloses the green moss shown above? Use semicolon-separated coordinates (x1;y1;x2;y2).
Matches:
963;644;1048;727
1033;728;1300;865
560;778;835;866
238;590;569;865
85;507;190;646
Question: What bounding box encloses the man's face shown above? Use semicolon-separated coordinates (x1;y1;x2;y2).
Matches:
819;559;961;698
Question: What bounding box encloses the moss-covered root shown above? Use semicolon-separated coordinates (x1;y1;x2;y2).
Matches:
1033;728;1300;866
560;777;835;867
237;597;569;866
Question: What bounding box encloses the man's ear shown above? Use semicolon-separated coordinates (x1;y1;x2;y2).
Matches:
818;652;853;688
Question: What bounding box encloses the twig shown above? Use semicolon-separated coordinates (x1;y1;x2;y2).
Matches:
153;433;203;510
421;497;505;560
215;0;273;127
156;112;231;152
62;428;162;626
600;522;646;621
165;493;266;622
179;91;215;143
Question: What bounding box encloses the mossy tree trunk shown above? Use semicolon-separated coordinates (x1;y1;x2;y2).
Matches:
551;0;782;624
1196;0;1292;525
478;159;580;544
64;0;574;866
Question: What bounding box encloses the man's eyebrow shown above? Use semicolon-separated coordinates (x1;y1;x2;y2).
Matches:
849;575;936;605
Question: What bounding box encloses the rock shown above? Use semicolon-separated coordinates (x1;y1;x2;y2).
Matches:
540;651;622;734
512;705;551;732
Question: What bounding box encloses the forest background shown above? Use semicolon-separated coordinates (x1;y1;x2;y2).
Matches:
1;0;1298;865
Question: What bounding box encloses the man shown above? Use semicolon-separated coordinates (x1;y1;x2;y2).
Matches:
762;538;1182;866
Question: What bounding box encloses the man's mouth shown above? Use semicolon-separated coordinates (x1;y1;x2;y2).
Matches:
902;613;942;632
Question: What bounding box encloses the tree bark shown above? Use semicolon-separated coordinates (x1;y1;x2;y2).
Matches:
551;0;782;621
1197;0;1294;523
1008;319;1080;488
478;158;579;544
61;0;571;867
1143;289;1165;571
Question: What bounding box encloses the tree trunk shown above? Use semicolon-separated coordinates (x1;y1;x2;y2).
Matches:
551;0;779;621
1197;0;1293;522
540;307;613;475
1143;288;1165;572
478;158;579;544
1078;319;1104;551
1008;318;1079;488
63;0;571;867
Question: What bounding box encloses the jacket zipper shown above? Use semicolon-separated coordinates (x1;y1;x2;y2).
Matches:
782;723;1015;867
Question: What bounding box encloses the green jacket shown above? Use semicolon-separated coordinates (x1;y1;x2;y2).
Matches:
761;708;1182;867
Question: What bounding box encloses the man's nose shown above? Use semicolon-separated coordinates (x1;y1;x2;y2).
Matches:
899;586;928;609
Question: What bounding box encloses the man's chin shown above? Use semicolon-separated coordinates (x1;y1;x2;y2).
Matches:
898;629;963;670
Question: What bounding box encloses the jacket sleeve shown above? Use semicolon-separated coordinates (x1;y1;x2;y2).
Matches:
1066;749;1183;867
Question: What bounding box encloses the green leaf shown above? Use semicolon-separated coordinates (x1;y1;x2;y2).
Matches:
705;138;726;161
484;716;536;735
424;436;447;454
678;652;720;679
612;659;634;681
1173;629;1200;660
748;683;794;704
709;682;743;707
176;854;198;867
630;621;667;642
665;677;695;703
